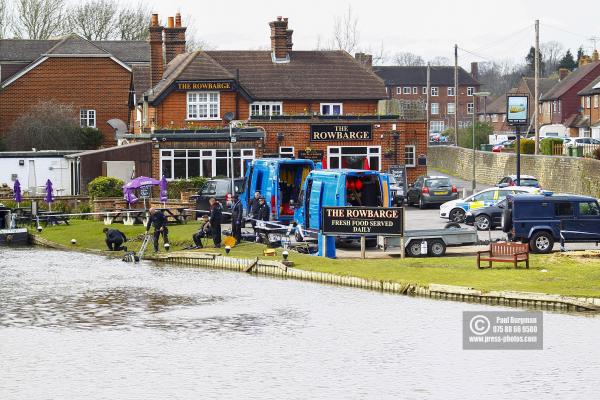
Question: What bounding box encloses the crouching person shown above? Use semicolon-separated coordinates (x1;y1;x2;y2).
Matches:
103;227;128;251
192;215;211;249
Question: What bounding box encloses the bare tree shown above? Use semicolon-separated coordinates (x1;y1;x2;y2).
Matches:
332;5;359;54
429;56;450;66
477;60;527;97
115;1;150;40
392;51;425;66
67;0;117;40
0;0;9;39
183;14;215;51
540;41;564;74
12;0;66;39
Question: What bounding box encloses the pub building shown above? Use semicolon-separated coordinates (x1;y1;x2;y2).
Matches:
130;14;427;182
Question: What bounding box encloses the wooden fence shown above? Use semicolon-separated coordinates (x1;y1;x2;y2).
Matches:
552;143;600;157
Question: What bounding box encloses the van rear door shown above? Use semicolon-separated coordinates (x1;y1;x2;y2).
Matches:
380;174;391;207
308;181;323;230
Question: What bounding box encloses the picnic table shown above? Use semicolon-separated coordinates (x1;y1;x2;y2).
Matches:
103;209;148;226
155;207;190;224
38;211;70;226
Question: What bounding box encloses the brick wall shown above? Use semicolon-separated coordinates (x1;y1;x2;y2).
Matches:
429;145;600;197
0;57;131;146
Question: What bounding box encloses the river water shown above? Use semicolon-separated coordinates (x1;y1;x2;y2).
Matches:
1;248;599;399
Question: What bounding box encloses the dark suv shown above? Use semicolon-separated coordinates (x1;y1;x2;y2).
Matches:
191;178;244;219
503;193;600;253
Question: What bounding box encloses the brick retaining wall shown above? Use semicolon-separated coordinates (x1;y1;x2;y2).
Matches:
429;146;600;198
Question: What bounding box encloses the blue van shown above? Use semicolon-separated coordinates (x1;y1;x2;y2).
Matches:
503;192;600;253
242;158;314;223
294;169;392;233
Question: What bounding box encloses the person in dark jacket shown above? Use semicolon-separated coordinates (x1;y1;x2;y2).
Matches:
248;191;261;232
208;197;223;248
103;227;127;251
231;194;243;244
255;197;271;243
191;215;211;248
145;207;169;252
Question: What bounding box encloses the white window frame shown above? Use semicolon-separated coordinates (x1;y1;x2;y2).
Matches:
186;91;220;120
595;95;599;108
586;96;591;109
327;146;381;171
279;146;295;158
422;87;427;94
429;121;444;133
250;101;283;116
80;109;96;128
396;87;401;95
431;87;439;96
412;87;418;94
467;87;474;96
447;87;455;96
404;145;416;167
403;87;411;94
431;103;439;115
320;102;343;115
160;148;255;180
467;102;474;114
447;103;456;114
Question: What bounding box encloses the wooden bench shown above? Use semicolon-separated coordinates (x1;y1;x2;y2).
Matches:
477;242;529;269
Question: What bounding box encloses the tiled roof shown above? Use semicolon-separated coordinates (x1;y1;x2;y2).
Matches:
578;74;600;96
520;77;559;99
45;34;111;55
485;94;507;114
372;65;479;86
540;62;600;101
132;64;151;99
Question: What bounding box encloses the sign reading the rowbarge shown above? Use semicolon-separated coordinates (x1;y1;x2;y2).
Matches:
322;206;404;235
310;124;372;141
176;81;233;91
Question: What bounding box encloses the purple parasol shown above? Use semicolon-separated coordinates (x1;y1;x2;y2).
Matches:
122;176;161;190
159;175;168;204
13;179;22;204
44;179;54;210
124;188;138;207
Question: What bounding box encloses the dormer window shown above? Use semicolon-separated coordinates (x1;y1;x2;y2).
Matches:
250;102;283;116
320;103;343;115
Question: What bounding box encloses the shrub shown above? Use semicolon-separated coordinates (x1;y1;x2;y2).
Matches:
74;203;92;220
540;138;563;155
88;176;124;199
166;177;208;199
453;122;493;149
520;139;536;154
78;127;103;150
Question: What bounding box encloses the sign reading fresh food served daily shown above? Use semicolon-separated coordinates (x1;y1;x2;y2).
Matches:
506;95;529;125
310;124;372;141
322;206;404;236
176;81;233;91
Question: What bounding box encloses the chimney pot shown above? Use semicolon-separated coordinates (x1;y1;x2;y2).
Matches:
151;13;159;27
277;16;282;21
559;68;570;81
593;49;599;62
175;13;182;27
167;16;174;28
270;17;291;62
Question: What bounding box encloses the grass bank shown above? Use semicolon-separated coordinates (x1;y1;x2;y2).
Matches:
36;220;600;298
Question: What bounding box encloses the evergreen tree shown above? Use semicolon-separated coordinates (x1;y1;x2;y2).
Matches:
525;46;545;76
558;49;577;71
576;46;585;64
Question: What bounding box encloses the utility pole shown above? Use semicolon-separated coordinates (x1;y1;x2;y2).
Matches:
426;62;431;145
454;44;459;145
534;19;540;155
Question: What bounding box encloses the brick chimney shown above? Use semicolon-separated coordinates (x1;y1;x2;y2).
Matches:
471;62;479;81
593;49;600;62
149;13;164;88
164;12;187;65
269;16;291;63
579;55;592;67
559;68;570;81
355;52;373;68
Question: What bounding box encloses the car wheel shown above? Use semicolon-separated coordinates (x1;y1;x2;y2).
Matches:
406;241;423;257
475;215;491;231
449;208;465;223
529;231;554;254
501;209;513;233
419;196;426;209
428;239;446;257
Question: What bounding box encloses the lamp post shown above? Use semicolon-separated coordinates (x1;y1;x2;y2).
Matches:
223;112;236;196
471;91;490;192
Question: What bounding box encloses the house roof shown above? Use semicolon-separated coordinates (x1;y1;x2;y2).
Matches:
372;65;480;86
519;77;559;99
0;37;149;63
578;74;600;96
148;50;387;103
486;94;507;114
540;61;600;101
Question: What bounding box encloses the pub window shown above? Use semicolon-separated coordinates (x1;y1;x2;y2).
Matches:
250;102;283;116
320;103;343;116
327;146;381;170
279;146;295;158
187;91;220;120
159;148;255;180
80;109;96;128
404;145;416;167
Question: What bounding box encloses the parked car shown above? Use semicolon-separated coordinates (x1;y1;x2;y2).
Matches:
440;186;539;223
406;176;458;209
388;175;405;206
564;137;600;146
497;175;540;188
464;191;536;230
503;192;600;253
191;178;245;220
241;158;315;223
492;139;514;152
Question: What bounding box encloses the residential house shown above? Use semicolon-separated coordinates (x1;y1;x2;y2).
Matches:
577;74;600;139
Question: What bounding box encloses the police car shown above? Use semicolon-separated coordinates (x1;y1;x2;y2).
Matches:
439;186;540;223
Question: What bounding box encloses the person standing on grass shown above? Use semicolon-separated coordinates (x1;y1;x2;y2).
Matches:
248;191;261;230
231;194;243;244
146;207;169;252
209;197;223;248
255;197;270;243
103;227;128;251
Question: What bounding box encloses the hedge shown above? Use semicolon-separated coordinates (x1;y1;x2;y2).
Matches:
88;176;124;199
520;139;536;154
540;138;563;155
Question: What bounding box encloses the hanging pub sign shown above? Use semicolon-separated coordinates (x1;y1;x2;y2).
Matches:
139;185;152;199
310;124;372;141
298;149;324;162
175;81;233;91
506;94;529;125
322;206;404;236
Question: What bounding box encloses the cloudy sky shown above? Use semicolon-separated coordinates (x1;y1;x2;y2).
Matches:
144;0;597;67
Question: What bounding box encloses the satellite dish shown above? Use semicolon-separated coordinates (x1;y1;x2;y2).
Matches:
223;112;235;122
108;118;128;138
